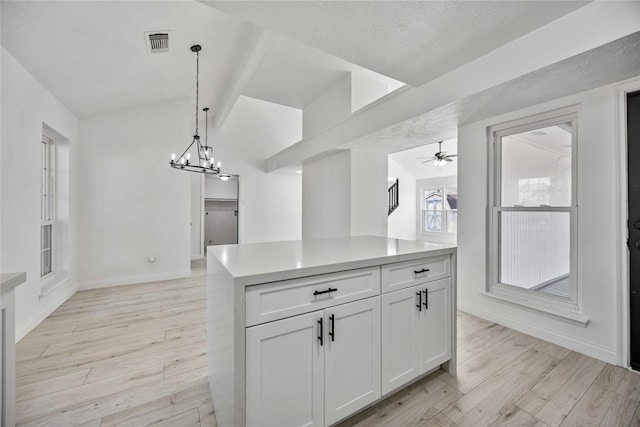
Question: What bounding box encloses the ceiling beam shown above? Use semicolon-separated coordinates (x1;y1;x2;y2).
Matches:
265;1;640;172
211;28;276;131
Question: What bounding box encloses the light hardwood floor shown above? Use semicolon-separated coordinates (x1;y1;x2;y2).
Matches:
16;262;640;427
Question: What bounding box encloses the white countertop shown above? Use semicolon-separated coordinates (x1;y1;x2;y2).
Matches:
1;272;26;294
208;236;455;285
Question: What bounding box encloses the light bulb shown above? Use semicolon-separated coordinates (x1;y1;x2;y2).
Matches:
171;153;176;161
186;153;191;160
181;157;186;165
217;161;221;168
220;175;229;181
202;160;209;168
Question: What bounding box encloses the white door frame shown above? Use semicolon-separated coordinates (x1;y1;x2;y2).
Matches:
615;77;640;368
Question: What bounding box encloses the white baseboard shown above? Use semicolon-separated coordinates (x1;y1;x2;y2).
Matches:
458;301;618;365
78;270;192;290
16;280;77;343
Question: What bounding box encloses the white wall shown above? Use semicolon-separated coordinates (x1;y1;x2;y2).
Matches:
351;72;389;113
388;158;416;240
302;151;351;239
190;174;202;260
1;47;79;340
302;149;387;239
457;80;631;364
351;150;388;237
205;175;239;200
78;98;192;289
216;96;302;243
303;74;351;139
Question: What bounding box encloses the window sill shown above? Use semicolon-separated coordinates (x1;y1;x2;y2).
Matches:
40;275;72;299
482;290;589;327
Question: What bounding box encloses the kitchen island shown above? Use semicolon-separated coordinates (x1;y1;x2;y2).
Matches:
207;236;456;427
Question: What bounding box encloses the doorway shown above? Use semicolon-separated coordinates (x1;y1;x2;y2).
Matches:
204;175;239;254
628;90;640;370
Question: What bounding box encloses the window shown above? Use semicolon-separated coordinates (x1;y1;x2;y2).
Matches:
488;108;579;316
41;133;55;278
422;186;457;235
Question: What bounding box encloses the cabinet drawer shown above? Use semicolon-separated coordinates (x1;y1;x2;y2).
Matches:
246;267;381;326
381;256;450;293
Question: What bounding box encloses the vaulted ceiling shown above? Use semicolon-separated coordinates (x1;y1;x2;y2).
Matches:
3;0;639;172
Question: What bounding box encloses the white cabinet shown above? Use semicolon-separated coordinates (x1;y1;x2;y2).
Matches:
420;279;452;371
382;278;452;395
246;298;381;427
246;312;324;427
381;286;421;395
324;298;380;425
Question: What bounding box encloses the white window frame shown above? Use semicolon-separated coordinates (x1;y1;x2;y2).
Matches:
487;106;585;325
419;185;457;238
41;132;56;280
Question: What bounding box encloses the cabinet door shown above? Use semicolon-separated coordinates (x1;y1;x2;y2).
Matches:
381;287;421;395
246;311;324;427
419;278;452;374
324;297;381;426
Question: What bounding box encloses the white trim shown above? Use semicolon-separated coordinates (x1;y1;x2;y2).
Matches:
481;291;587;326
39;275;73;299
16;280;77;343
77;270;192;290
458;302;616;364
615;77;640;368
487;106;580;314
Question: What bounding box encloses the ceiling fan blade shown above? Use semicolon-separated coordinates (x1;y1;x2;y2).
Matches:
421;158;437;163
444;157;454;162
447;154;458;158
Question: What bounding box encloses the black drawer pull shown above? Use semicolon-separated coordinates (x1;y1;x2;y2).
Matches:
416;291;422;311
329;314;335;341
423;289;428;309
313;287;338;296
318;318;323;346
414;268;430;275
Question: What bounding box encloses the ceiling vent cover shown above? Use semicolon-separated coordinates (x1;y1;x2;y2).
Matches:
145;31;170;54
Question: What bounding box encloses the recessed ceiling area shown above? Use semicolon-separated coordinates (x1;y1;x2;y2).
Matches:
243;33;404;110
201;1;589;87
390;138;458;180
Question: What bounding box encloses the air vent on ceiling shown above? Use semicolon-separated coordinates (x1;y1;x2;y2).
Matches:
145;31;170;54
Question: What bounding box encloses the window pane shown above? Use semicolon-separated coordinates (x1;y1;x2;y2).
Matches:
499;211;570;299
447;210;457;234
424;189;443;232
424;210;442;232
445;188;457;210
500;123;572;207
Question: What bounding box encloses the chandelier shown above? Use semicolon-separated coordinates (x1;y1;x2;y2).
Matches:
170;45;222;174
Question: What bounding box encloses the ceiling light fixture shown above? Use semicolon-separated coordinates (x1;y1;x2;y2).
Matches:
170;45;222;175
416;141;457;168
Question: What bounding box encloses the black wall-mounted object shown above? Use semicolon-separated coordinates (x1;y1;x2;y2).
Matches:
629;90;640;370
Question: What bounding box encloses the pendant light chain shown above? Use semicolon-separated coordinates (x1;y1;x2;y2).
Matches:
195;50;199;136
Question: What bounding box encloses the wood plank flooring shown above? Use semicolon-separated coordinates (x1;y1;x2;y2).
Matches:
15;262;640;427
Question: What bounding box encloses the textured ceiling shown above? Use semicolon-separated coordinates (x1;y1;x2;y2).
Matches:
345;31;640;157
1;1;257;117
202;1;588;87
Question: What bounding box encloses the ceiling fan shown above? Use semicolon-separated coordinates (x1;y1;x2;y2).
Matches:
417;141;457;167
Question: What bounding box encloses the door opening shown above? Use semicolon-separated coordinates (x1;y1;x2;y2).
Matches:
204;175;239;254
627;90;640;370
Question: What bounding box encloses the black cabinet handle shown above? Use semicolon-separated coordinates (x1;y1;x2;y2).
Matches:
318;318;323;346
313;287;338;296
416;291;422;311
414;268;430;275
329;314;335;341
423;289;428;309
